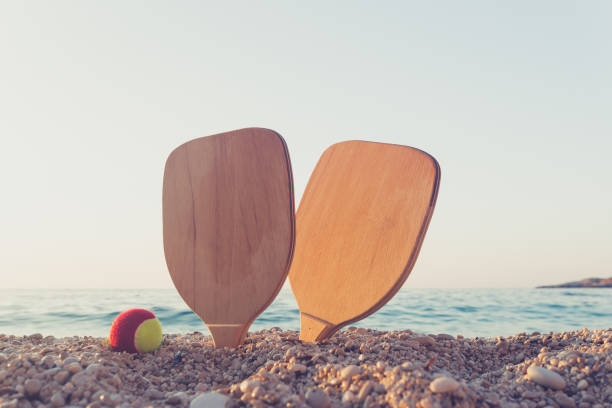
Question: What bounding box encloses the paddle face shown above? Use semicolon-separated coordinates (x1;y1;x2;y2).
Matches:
163;128;295;347
289;141;440;342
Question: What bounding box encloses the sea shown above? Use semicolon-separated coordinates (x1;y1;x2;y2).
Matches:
0;288;610;339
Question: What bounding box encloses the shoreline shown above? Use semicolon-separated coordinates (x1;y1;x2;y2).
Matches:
1;328;610;408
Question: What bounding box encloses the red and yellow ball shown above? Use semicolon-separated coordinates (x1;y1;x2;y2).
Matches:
109;309;162;353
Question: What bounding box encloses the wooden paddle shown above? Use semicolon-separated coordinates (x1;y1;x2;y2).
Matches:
289;141;440;342
163;128;295;348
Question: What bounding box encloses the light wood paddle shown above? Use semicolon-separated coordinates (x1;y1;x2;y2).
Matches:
163;128;295;348
289;141;440;342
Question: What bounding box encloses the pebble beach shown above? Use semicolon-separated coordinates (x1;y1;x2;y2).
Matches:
1;328;610;408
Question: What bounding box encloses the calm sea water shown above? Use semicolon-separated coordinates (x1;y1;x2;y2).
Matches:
0;288;610;339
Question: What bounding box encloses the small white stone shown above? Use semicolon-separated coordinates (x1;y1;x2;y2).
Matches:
340;365;361;380
305;388;330;408
239;380;260;394
342;391;355;403
419;397;434;408
190;392;229;408
577;379;588;390
526;366;566;390
429;376;460;393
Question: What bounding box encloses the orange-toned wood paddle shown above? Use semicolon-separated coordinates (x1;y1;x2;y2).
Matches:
289;141;440;342
163;128;295;348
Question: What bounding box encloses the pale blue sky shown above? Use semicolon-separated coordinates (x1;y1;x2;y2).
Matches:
1;1;610;288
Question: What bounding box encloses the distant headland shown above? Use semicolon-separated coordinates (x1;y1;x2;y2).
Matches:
537;277;612;288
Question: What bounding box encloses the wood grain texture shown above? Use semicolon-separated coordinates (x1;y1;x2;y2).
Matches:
289;141;440;342
163;128;295;347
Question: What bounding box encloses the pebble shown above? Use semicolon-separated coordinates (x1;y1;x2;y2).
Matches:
230;358;241;370
71;371;93;386
190;392;229;408
495;339;509;353
522;390;542;399
418;397;436;408
86;363;104;375
54;370;70;385
24;379;42;397
41;355;56;368
66;362;82;374
576;379;588;390
43;367;61;377
554;392;576;408
485;391;500;405
63;357;79;365
166;391;188;405
144;388;164;399
437;334;455;340
50;391;65;407
239;380;260;394
358;380;373;400
414;336;435;346
305;388;330;408
526;365;566;390
98;392;114;406
429;376;460;393
290;363;307;373
340;364;361;380
342;390;356;403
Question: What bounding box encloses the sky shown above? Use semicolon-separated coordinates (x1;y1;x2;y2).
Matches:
0;1;610;289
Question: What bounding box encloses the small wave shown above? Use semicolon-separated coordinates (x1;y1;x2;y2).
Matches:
453;306;479;313
561;291;585;296
584;311;612;317
151;306;172;313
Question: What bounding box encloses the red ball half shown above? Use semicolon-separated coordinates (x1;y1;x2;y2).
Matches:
109;308;158;353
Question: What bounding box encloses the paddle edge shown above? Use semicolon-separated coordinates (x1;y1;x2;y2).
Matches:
162;127;296;348
295;140;442;342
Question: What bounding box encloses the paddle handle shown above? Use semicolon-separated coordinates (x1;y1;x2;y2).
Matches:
299;312;337;342
207;324;249;348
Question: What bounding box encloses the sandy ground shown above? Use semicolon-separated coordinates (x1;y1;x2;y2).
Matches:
0;328;610;408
